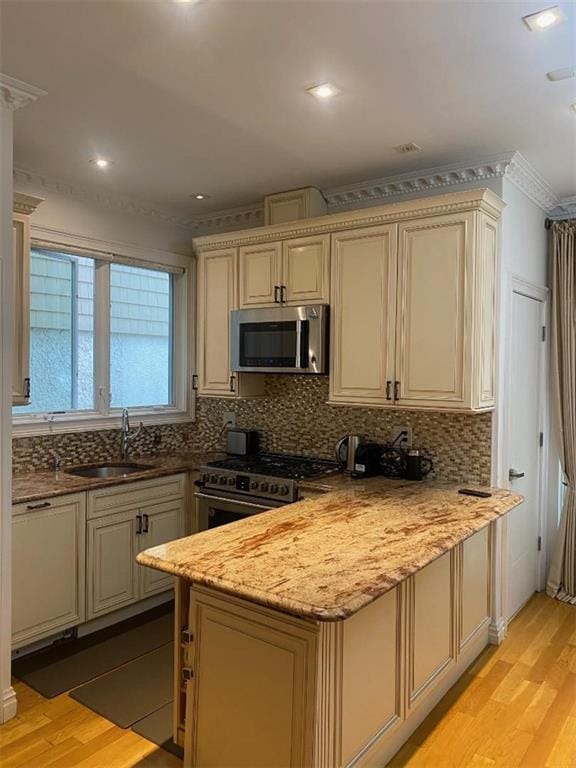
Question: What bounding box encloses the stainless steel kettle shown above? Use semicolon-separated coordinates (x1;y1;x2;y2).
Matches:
335;435;362;474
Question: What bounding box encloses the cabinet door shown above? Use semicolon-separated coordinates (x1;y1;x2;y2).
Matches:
197;248;237;396
330;225;397;405
12;495;85;648
407;551;456;711
138;499;185;598
239;243;281;307
395;213;475;409
87;509;139;619
460;526;491;651
282;234;329;305
12;215;30;405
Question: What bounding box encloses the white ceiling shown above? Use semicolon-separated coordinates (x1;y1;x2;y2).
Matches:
1;0;575;218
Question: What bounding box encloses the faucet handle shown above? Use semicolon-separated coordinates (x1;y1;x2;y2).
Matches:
50;450;62;472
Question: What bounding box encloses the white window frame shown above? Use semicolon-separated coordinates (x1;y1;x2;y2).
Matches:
13;226;195;437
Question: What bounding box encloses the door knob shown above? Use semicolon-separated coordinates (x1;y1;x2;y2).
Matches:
509;468;525;480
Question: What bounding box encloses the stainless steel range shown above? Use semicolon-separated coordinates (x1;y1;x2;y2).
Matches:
195;453;340;530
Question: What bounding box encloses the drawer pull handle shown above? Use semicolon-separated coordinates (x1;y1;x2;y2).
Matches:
26;501;51;510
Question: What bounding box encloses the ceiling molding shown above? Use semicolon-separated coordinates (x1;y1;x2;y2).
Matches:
13;167;195;231
186;203;265;233
502;151;560;213
189;151;564;235
0;74;46;111
548;195;576;220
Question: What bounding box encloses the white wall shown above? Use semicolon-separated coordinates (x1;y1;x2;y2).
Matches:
13;171;194;257
501;179;548;286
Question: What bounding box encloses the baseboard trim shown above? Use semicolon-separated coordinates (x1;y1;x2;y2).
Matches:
1;685;18;723
488;617;508;645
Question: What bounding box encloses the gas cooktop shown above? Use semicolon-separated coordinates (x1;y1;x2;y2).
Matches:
199;452;340;503
206;452;340;480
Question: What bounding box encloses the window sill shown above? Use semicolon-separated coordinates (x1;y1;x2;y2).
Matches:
12;408;195;438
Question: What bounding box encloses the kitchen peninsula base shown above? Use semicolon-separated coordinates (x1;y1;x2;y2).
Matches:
173;525;492;768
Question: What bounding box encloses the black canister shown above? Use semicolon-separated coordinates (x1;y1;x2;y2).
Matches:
404;449;433;481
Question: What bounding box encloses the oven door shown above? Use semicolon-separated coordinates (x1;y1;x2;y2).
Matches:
230;305;327;374
195;491;284;531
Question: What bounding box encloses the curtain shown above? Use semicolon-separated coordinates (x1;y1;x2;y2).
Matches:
547;220;576;604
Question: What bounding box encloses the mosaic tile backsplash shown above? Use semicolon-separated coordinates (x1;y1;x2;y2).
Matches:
13;376;493;484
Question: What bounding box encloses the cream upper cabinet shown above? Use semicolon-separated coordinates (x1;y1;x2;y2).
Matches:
12;193;43;405
282;234;330;305
194;189;502;412
330;225;397;405
238;235;329;308
196;248;264;398
395;212;475;409
238;242;281;307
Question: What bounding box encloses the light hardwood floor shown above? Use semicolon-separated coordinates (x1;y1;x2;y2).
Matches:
0;593;574;768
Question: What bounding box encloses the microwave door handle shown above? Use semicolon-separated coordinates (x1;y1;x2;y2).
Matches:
295;320;303;369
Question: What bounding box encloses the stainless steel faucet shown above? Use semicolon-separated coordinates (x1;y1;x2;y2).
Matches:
50;450;62;472
120;409;143;460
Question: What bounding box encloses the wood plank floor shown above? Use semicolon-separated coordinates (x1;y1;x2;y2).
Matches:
0;592;574;767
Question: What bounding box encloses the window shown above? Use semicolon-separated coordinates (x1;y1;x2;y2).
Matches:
13;245;188;429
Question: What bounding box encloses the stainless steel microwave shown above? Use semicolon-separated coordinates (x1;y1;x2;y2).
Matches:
230;304;328;374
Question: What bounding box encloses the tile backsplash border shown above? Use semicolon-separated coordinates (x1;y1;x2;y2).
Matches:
12;376;492;484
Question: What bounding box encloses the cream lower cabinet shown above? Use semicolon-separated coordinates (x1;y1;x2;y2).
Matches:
178;527;493;768
196;248;264;398
12;193;43;405
87;475;187;620
330;208;499;411
12;494;86;649
238;234;330;308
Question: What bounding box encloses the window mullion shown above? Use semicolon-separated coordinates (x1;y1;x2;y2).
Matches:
94;261;111;416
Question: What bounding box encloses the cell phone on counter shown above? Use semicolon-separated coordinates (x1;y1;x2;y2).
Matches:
458;488;492;498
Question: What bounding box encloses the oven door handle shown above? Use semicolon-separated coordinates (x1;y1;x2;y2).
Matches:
194;492;273;513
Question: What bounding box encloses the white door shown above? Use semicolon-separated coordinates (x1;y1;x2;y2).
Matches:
506;289;545;619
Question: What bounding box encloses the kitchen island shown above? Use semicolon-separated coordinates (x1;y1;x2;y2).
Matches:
138;479;523;768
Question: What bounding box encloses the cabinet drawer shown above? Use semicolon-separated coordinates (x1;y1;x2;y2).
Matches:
87;474;186;519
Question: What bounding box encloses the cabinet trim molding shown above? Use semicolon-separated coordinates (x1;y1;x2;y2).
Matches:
194;189;504;252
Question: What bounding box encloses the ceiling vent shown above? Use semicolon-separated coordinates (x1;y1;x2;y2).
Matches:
393;143;422;154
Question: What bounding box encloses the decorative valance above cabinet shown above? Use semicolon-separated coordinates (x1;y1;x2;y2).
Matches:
13;192;43;406
193;188;504;411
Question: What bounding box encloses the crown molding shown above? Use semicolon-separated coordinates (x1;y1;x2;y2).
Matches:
549;195;576;220
0;74;46;111
13;192;43;216
187;202;265;233
193;187;505;252
13;167;196;231
189;150;566;236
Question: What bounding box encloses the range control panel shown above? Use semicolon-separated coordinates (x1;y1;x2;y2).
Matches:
199;469;298;502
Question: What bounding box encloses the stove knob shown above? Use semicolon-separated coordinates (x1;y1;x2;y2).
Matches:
228;477;236;486
279;484;289;496
201;472;209;483
270;484;278;494
260;482;269;492
210;474;218;484
251;481;259;490
219;476;227;485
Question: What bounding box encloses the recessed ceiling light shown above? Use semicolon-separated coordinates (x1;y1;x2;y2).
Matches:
571;103;576;113
523;6;565;31
547;66;576;81
192;193;210;200
90;157;112;169
307;82;341;100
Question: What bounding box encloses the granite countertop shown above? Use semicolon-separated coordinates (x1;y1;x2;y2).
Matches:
137;478;523;622
12;452;222;505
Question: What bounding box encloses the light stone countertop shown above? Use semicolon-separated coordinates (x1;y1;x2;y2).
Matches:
12;452;222;505
137;477;523;622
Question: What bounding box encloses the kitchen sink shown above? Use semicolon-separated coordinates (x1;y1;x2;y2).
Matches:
66;462;152;479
